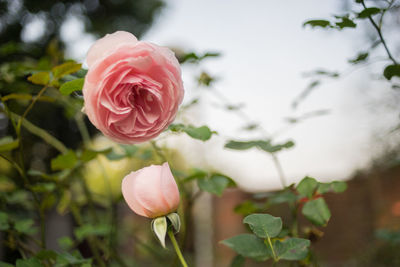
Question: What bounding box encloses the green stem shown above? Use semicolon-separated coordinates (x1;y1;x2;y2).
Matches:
9;111;68;153
271;153;287;188
266;234;278;262
360;0;398;65
168;230;188;267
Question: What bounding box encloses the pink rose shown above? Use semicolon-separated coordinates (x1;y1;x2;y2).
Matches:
121;162;180;218
82;31;184;143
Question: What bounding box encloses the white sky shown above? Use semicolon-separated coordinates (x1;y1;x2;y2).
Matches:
67;0;400;191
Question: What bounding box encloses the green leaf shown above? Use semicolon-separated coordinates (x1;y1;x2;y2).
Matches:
335;17;356;29
197;174;235;196
81;148;112;162
51;150;78;171
331;181;347;193
151;216;167;248
303;20;331;28
230;255;245;267
317;181;347;194
16;258;43;267
383;64;400;80
275;238;311;260
0;212;9;231
55;252;91;265
0;261;14;267
302;198;331;226
0;136;19;152
357;7;381;18
15;219;37;235
268;190;298;205
243;214;282;238
28;72;50;85
348;52;369;64
169;124;215;141
59;78;84;96
234;200;261;216
57;236;74;250
52;62;82;79
31;183;56;193
74;224;110;241
225;140;294;153
35;250;58;260
296;177;318;198
221;234;271;261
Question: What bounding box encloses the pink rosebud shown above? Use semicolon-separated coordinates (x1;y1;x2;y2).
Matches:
121;162;180;218
82;31;184;143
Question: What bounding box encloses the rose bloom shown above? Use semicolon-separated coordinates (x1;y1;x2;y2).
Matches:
121;162;180;218
82;31;184;143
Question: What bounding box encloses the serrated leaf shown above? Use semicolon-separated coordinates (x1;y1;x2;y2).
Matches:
28;72;50;85
169;124;215;141
221;234;271;261
59;78;84;95
303;20;331;28
197;174;235;196
0;136;19;152
357;7;381;18
243;214;282;238
51;150;78;171
296;176;318;198
151;216;167;248
52;62;81;79
383;64;400;80
274;238;310;260
302;198;331;226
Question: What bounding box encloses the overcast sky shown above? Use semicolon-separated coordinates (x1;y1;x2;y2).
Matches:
67;0;400;191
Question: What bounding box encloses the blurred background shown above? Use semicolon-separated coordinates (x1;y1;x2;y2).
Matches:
0;0;399;266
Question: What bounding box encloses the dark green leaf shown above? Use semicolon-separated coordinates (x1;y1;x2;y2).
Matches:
275;238;311;260
0;261;14;267
28;72;50;85
0;136;19;152
335;17;356;29
169;124;215;141
234;200;261;216
35;250;58;260
348;52;369;64
52;62;82;79
225;140;258;150
225;140;294;153
55;252;91;265
303;20;331;28
221;234;272;261
16;258;43;267
59;78;84;96
198;174;235;196
357;7;381;18
296;177;318;198
230;255;245;267
302;198;331;226
0;212;9;231
383;64;400;80
243;213;282;238
51;150;78;171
